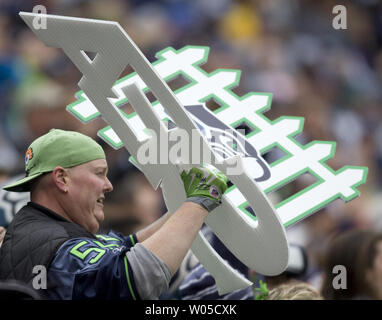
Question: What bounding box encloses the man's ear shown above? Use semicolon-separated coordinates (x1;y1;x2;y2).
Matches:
52;166;69;193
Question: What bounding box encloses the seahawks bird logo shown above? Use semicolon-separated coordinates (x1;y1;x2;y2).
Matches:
167;105;271;182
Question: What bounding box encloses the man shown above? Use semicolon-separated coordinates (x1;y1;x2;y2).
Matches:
0;129;228;299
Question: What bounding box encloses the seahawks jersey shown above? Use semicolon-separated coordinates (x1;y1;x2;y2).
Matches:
46;231;140;300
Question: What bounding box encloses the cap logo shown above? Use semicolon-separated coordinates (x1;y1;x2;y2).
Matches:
25;147;33;166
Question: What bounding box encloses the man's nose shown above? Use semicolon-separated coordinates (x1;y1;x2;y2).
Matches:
104;177;113;193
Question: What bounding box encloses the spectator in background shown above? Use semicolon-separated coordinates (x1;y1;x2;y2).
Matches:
267;280;323;300
363;233;382;299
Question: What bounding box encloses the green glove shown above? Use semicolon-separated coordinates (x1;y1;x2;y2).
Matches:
181;164;228;212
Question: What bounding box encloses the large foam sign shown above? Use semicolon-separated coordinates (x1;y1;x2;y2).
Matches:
19;12;368;294
67;44;368;227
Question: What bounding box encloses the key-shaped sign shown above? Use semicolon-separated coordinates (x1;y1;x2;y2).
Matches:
20;12;291;294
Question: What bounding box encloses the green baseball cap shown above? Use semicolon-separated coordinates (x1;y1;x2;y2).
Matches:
3;129;106;192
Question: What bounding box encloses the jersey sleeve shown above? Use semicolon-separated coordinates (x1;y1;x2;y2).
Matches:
46;232;140;300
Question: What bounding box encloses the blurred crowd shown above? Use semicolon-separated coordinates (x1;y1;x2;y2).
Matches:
0;0;382;299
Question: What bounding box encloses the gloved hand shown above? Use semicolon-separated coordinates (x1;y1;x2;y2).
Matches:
181;164;228;212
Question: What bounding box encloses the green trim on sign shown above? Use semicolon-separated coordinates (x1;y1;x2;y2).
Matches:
259;142;293;168
283;166;368;227
98;126;123;149
238;202;258;222
66;91;100;123
224;184;236;195
129;155;138;166
230;117;261;137
263;140;334;195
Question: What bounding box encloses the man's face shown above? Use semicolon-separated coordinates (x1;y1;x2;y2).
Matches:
65;159;113;233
